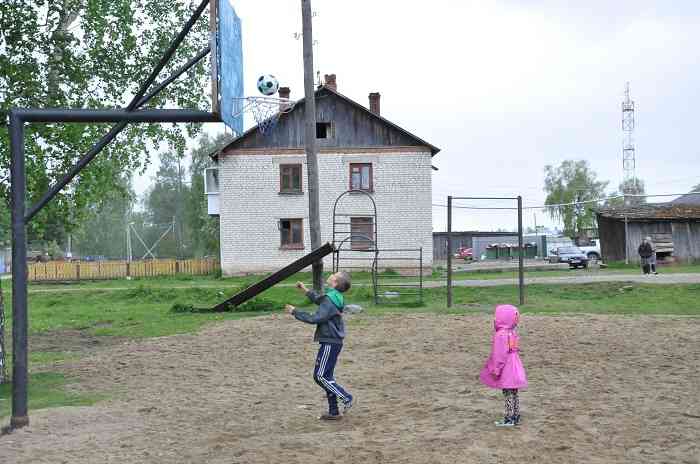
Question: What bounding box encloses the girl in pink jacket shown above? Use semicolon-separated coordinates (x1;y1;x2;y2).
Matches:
479;304;528;426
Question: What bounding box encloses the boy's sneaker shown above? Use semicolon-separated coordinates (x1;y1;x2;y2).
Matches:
342;396;355;414
494;416;515;427
512;414;521;426
319;413;342;421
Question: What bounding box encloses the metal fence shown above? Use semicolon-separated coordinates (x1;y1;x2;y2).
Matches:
27;258;219;282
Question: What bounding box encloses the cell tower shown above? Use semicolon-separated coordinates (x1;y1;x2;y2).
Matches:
621;82;636;187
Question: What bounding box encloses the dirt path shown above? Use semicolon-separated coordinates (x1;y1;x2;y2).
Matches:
21;272;700;294
3;313;699;463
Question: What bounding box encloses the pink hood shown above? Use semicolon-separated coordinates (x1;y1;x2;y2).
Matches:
494;304;519;331
479;305;528;390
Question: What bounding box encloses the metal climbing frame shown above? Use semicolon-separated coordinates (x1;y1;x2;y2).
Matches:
332;190;379;299
331;190;424;305
374;247;424;305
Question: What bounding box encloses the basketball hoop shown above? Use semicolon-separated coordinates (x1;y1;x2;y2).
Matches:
232;96;296;135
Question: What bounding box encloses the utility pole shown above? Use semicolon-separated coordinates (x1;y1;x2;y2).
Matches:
446;196;453;308
301;0;323;291
126;223;133;262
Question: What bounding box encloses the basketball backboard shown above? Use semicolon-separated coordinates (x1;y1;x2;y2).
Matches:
215;0;244;135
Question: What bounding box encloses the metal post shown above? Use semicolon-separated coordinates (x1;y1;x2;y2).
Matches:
447;196;453;308
517;196;525;306
126;223;133;263
419;247;423;304
687;221;694;264
624;216;629;265
301;0;323;291
9;113;29;428
209;0;220;115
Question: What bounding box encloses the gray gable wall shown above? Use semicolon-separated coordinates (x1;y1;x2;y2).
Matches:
224;87;438;153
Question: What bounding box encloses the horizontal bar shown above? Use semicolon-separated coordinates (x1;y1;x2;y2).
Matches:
333;213;376;217
335;251;377;255
376;284;423;288
378;293;422;297
450;196;519;201
376;275;421;279
375;248;423;252
448;207;518;210
12;109;219;123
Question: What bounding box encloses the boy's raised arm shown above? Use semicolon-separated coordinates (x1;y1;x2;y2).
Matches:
305;289;324;305
292;302;336;324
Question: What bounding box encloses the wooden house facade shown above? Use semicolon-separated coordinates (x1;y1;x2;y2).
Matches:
596;204;700;263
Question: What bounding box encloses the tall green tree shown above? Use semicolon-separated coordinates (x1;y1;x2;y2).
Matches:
141;132;226;258
0;0;210;383
185;132;227;257
544;160;608;239
605;177;647;207
0;0;210;242
142;151;188;258
72;177;134;259
620;177;646;205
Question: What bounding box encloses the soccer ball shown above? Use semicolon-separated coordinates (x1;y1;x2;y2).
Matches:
257;74;279;96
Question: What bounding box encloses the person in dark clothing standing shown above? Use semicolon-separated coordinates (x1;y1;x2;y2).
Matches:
638;238;653;275
286;271;354;420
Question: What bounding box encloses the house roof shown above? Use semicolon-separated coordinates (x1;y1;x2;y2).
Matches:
212;85;440;158
670;191;700;205
597;204;700;220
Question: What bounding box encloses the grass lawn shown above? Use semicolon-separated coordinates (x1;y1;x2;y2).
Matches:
1;275;700;419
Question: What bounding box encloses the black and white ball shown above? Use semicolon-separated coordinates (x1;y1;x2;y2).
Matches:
257;74;279;96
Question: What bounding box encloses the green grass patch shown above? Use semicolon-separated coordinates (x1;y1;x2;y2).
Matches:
0;372;102;419
443;282;700;315
4;277;699;341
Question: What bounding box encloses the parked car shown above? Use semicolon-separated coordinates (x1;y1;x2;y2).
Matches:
454;247;474;261
578;239;601;262
554;246;589;269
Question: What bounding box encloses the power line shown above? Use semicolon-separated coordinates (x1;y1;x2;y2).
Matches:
432;191;700;210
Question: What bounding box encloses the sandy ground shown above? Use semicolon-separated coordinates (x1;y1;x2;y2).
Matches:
2;313;700;464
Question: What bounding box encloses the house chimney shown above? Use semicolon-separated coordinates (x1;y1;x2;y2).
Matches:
324;74;337;91
369;92;381;116
278;86;291;111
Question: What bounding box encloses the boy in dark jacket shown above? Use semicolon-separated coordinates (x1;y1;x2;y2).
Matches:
286;271;354;420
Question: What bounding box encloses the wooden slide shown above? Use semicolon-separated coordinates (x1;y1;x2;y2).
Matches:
209;242;335;312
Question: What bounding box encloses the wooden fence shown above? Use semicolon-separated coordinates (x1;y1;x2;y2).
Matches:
27;258;219;282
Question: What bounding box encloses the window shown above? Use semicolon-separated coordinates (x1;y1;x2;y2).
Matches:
316;122;332;139
280;164;302;193
351;217;374;250
280;219;304;249
204;167;219;194
349;163;373;192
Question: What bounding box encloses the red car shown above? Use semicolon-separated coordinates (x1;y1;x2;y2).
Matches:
454;247;474;261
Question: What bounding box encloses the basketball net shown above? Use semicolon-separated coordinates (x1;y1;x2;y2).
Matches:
232;96;296;135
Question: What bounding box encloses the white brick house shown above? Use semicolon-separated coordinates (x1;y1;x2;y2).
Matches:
209;77;439;275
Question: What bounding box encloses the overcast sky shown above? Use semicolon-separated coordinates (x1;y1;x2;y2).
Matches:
134;0;700;232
